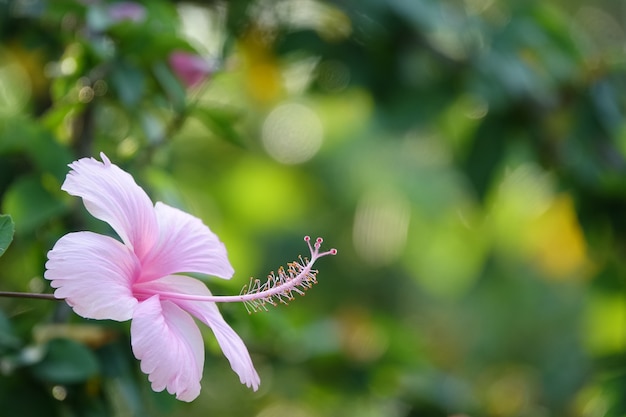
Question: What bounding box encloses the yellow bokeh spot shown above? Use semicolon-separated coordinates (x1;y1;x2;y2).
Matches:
239;29;284;105
486;165;591;281
524;194;590;280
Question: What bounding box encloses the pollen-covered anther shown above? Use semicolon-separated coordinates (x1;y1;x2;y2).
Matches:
233;236;337;313
240;262;318;313
239;236;335;314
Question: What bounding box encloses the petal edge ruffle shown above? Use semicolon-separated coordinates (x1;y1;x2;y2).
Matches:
44;231;138;321
131;295;204;402
62;153;158;259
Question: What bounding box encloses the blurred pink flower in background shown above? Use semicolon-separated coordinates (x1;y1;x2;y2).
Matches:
169;51;216;88
107;1;146;23
45;153;259;401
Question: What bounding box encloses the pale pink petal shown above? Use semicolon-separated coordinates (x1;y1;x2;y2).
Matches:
134;275;260;390
62;153;158;259
131;295;204;402
184;300;261;391
44;231;139;321
137;202;234;282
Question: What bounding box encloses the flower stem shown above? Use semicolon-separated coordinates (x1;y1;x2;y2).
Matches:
0;291;58;301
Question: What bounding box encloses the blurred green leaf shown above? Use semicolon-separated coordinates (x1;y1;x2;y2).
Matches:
388;0;442;31
0;309;21;353
192;106;244;146
41;102;80;132
85;4;111;32
0;116;73;181
0;214;14;257
462;116;510;200
14;346;46;368
97;341;149;416
140;112;166;145
30;339;100;384
110;61;145;107
152;61;186;113
0;374;58;417
2;175;66;235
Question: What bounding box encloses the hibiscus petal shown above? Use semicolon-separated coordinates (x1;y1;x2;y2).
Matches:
185;300;261;391
62;153;158;259
138;202;234;282
44;231;138;321
135;275;260;391
131;295;204;402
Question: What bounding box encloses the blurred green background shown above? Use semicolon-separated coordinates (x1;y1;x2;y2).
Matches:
1;0;626;416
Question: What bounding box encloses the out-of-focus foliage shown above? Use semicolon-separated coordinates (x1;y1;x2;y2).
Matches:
0;214;14;257
2;0;626;415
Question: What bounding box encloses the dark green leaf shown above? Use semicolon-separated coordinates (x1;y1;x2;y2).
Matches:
0;374;58;417
30;339;100;384
0;214;14;257
0;115;73;181
462;115;509;200
0;309;21;352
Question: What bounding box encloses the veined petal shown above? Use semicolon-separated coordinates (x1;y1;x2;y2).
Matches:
134;275;260;391
62;153;158;259
131;295;204;402
44;231;139;321
138;202;234;282
184;300;261;391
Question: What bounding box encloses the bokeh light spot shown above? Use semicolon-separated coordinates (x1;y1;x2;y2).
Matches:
0;55;31;116
60;56;77;75
51;385;68;401
463;94;489;119
573;6;625;55
262;102;323;164
353;189;410;266
78;86;94;103
93;79;108;96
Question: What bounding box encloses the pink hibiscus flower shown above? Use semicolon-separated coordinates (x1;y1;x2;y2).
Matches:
168;51;216;89
44;153;336;401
